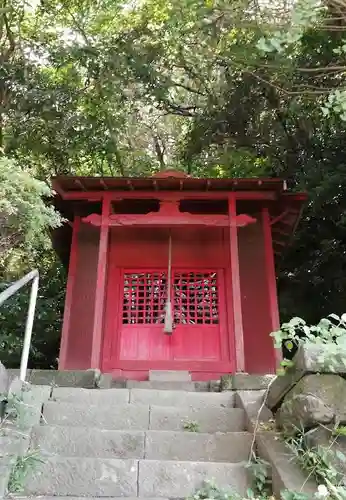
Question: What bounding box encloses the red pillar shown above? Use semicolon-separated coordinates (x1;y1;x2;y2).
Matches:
59;217;80;370
262;208;281;368
229;194;245;372
90;194;111;369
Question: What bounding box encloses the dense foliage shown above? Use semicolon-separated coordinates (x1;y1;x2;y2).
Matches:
1;0;346;366
0;157;61;258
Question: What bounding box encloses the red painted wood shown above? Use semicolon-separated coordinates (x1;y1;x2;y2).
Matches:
82;212;256;228
60;190;278;201
101;252;121;370
262;208;281;368
238;218;276;373
102;227;230;374
58;217;80;370
107;360;233;372
222;229;236;371
107;369;231;381
109;228;227;268
229;194;245;372
217;266;231;362
117;268;223;363
90;194;111;368
64;224;99;369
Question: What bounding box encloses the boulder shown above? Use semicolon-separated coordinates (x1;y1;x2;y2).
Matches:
276;394;334;434
267;344;346;410
285;374;346;423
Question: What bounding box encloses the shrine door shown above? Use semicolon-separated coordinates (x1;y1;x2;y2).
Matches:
119;269;223;362
102;228;231;374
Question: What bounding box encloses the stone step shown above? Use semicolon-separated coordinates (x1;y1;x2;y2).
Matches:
125;381;197;391
129;388;234;407
43;401;150;430
51;387;130;404
23;457;249;497
150;404;245;433
7;369;99;388
16;498;168;500
144;430;251;462
43;401;245;432
149;370;191;382
31;425;252;462
50;387;234;408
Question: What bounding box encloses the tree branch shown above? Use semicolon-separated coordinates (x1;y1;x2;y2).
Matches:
3;11;15;60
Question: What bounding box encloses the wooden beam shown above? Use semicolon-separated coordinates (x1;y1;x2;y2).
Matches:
60;190;278;201
90;194;111;369
262;208;281;369
58;217;80;370
229;194;245;372
82;212;257;228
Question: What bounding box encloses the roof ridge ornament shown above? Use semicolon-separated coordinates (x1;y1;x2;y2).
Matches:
152;169;189;179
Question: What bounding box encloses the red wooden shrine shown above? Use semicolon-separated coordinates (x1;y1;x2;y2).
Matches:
52;171;306;381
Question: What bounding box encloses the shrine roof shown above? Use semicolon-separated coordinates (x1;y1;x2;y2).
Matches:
53;174;291;195
51;175;308;268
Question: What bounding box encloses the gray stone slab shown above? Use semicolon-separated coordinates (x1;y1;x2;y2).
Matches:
149;370;191;382
145;430;251;462
126;381;196;391
294;344;346;373
266;369;302;410
255;432;318;497
235;391;273;432
0;361;8;395
138;459;248;497
149;405;245;433
96;373;113;389
0;423;30;458
0;456;14;497
31;425;145;459
232;374;276;390
23;457;138;497
266;344;346;410
195;381;213;392
130;389;234;408
111;378;127;389
7;368;27;385
14;498;168;500
29;369;98;388
51;387;129;404
43;401;150;430
10;384;51;430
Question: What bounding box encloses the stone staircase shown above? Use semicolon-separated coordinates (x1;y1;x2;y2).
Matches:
20;371;253;498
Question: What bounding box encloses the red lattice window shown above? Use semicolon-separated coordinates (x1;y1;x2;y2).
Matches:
122;270;219;325
173;271;219;325
122;272;167;324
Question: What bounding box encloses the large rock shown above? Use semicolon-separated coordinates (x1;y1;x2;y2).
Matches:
267;345;346;410
275;373;346;434
287;374;346;422
276;394;334;434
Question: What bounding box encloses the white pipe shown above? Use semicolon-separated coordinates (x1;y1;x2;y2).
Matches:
0;270;39;383
19;274;39;382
